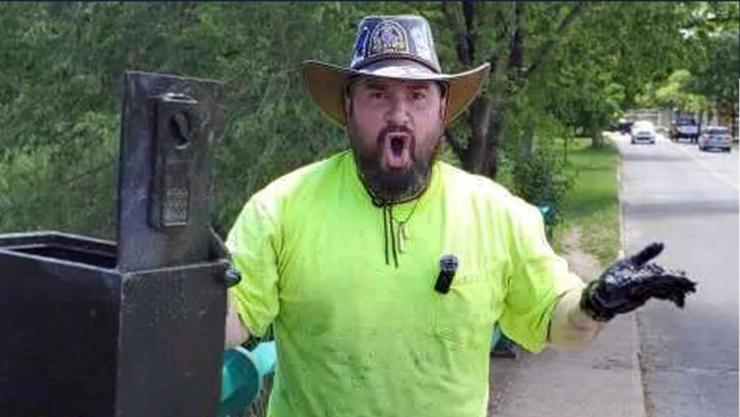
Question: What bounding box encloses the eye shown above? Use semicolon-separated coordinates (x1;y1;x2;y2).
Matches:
370;91;386;100
411;91;427;101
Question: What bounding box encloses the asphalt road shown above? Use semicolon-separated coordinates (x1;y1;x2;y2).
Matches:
615;132;739;417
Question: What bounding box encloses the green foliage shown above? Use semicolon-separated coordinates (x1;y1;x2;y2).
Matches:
688;30;739;110
501;81;576;215
0;110;118;236
636;24;738;119
0;2;734;239
645;69;712;114
511;141;575;223
553;139;620;266
530;2;698;141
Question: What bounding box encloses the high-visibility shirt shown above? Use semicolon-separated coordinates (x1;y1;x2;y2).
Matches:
227;150;583;417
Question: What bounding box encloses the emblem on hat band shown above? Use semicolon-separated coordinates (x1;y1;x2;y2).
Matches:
368;20;409;57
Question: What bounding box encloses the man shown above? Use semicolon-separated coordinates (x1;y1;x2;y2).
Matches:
224;15;696;417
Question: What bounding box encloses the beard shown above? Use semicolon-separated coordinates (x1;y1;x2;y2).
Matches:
348;122;442;204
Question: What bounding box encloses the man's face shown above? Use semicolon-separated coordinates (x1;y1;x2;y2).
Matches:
345;77;447;202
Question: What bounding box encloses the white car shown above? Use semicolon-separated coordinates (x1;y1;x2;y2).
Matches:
630;120;656;144
698;126;732;152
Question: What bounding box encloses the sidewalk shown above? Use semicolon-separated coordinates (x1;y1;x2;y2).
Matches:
487;228;647;417
487;314;646;417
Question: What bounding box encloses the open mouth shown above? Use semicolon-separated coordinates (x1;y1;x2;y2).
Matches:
381;132;413;170
390;135;405;156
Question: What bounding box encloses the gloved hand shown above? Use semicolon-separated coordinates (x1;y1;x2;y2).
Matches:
580;242;697;322
224;266;242;288
209;227;242;288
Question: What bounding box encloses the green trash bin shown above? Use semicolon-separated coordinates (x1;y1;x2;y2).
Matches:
218;341;276;417
537;202;556;240
491;325;519;358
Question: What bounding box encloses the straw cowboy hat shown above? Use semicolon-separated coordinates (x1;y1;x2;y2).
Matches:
302;15;491;126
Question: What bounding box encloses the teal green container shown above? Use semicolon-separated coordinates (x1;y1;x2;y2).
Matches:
492;325;503;348
217;342;276;417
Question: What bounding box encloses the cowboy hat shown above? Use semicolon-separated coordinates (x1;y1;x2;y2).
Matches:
302;15;490;126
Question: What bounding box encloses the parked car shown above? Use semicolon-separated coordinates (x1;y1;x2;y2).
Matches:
631;120;656;144
698;126;732;152
670;117;700;143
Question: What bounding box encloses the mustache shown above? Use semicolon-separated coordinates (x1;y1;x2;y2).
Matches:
376;125;415;145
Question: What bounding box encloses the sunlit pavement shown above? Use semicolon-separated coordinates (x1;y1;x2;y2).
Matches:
612;131;738;417
488;131;738;417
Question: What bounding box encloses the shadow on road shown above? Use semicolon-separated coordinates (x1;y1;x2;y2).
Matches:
622;153;690;163
623;199;739;218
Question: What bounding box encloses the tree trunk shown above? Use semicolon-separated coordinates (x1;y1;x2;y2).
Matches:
590;124;604;148
461;96;493;175
441;1;586;179
488;103;506;179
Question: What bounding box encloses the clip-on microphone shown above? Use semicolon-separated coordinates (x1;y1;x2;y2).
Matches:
434;254;459;294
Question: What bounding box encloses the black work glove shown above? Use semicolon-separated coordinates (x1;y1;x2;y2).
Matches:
224;265;242;288
580;242;697;322
209;227;242;288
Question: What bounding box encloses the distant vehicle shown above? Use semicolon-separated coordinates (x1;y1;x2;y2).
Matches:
618;118;633;135
670;117;700;143
631;120;656;144
698;126;732;153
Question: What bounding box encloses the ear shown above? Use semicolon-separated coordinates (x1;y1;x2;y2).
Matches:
437;82;449;121
438;93;448;122
344;92;353;119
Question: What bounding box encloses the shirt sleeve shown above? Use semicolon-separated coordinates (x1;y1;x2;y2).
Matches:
225;192;282;338
498;201;585;353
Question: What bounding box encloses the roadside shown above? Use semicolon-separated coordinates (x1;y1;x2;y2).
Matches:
488;135;646;417
551;138;621;266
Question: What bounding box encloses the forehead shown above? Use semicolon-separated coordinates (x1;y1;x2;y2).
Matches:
352;77;437;91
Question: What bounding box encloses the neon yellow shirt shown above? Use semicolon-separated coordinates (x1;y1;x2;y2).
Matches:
227;150;583;417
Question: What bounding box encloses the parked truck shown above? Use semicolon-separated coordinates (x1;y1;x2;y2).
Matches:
670;117;700;143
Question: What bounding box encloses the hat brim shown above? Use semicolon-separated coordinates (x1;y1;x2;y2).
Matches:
301;60;491;126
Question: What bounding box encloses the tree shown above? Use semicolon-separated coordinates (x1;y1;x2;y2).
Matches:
0;2;732;237
439;2;588;177
633;2;738;135
646;69;712;116
437;2;701;175
689;30;739;135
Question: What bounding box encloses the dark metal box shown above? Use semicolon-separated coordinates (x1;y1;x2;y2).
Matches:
0;71;228;417
0;232;227;417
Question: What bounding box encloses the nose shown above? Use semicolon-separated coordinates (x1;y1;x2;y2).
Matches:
384;94;411;126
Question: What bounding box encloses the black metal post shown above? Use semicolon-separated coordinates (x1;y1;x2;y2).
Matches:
0;71;228;417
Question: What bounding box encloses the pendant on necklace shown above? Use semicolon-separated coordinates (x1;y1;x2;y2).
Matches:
397;222;409;253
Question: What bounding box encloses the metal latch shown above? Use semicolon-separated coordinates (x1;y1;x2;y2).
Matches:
149;92;199;229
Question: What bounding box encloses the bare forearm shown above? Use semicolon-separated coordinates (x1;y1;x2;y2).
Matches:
224;294;250;349
548;285;605;350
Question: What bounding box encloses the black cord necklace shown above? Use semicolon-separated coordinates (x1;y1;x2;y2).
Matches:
392;198;421;254
357;168;429;268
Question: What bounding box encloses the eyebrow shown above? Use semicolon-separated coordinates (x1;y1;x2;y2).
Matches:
363;80;387;90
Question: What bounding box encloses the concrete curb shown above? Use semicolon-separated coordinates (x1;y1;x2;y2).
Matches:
613;135;648;417
617;159;625;260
